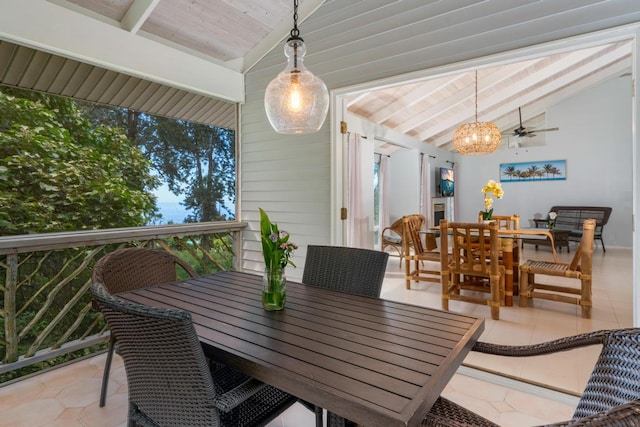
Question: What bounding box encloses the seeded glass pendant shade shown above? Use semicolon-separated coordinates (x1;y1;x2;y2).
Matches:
453;71;501;155
264;0;329;134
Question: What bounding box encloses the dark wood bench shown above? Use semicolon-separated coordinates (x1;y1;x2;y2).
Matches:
531;206;612;252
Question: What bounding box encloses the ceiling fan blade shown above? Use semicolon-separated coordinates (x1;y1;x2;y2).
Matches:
527;127;559;133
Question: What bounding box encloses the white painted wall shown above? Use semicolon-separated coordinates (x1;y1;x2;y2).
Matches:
456;75;632;247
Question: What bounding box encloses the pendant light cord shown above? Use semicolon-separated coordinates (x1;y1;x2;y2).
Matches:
474;70;478;122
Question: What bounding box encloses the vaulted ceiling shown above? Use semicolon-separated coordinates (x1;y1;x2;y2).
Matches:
346;39;632;152
0;1;638;152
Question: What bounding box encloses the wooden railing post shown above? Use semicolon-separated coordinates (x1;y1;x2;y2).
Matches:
4;254;18;363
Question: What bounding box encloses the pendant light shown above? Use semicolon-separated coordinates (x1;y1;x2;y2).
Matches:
453;70;502;155
264;0;329;134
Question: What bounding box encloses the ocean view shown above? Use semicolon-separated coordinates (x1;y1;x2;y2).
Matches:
153;201;192;225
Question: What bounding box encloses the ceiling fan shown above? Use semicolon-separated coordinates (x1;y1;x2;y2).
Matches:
510;107;559;138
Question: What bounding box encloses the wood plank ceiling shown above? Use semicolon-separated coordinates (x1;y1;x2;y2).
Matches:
0;1;637;144
346;40;632;153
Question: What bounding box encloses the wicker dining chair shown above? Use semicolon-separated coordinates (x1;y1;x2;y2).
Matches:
302;245;389;427
302;245;389;297
423;328;640;426
92;247;197;407
519;218;596;318
90;283;297;427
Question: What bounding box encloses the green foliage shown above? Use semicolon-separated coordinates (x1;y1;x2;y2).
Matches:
0;89;159;234
259;208;298;271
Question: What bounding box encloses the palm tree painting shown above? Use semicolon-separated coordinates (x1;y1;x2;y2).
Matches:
499;160;566;182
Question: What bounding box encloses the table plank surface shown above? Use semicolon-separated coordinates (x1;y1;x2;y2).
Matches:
119;270;484;427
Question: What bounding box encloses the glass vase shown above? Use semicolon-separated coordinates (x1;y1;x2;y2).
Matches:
262;268;286;311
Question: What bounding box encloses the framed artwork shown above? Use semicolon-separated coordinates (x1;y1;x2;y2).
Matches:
499;160;566;182
439;167;454;197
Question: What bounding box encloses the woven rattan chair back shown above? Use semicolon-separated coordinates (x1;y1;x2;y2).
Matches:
302;245;389;297
91;283;296;427
574;329;640;419
92;247;197;295
424;328;640;426
92;247;197;407
440;220;504;320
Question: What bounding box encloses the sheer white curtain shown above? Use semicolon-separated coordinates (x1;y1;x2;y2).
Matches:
347;133;368;248
421;154;432;227
379;154;390;242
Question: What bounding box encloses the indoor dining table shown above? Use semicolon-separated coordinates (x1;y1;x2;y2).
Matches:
118;270;484;427
426;226;557;306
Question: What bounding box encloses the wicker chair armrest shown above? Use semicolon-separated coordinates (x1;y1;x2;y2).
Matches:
174;256;197;277
213;377;267;412
472;329;612;357
543;400;640;427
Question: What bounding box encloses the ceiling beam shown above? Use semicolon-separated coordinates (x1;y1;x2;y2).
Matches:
0;0;244;103
122;0;160;33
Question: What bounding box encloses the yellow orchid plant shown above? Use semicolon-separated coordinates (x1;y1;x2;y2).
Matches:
481;180;504;220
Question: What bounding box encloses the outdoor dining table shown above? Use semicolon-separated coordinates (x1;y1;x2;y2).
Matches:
118;270;484;427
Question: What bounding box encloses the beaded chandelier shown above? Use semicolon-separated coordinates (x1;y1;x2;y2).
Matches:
453;71;501;155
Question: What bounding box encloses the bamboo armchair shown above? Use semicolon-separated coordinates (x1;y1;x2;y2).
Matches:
440;220;505;320
403;214;440;289
91;247;197;407
519;218;596;318
90;283;297;427
424;328;640;426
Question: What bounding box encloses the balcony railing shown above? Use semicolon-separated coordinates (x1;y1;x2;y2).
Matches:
0;221;247;379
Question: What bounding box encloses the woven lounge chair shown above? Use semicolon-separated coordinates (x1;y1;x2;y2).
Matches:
381;215;424;267
92;247;197;407
302;245;389;427
519;218;595;318
423;328;640;426
90;282;297;427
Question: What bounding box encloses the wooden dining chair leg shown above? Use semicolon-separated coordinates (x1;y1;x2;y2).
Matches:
99;334;116;407
489;273;500;320
519;271;531;307
581;276;592;319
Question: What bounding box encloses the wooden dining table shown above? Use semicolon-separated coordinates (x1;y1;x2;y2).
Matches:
425;226;557;306
118;270;484;427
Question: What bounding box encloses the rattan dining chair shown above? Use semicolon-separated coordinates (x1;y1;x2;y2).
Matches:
302;245;389;427
440;220;505;320
423;328;640;426
92;247;197;407
90;282;297;427
519;218;596;318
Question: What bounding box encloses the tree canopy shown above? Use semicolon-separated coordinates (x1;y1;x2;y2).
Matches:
80;105;236;223
0;89;159;234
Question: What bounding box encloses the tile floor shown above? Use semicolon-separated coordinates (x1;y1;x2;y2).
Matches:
0;244;632;426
